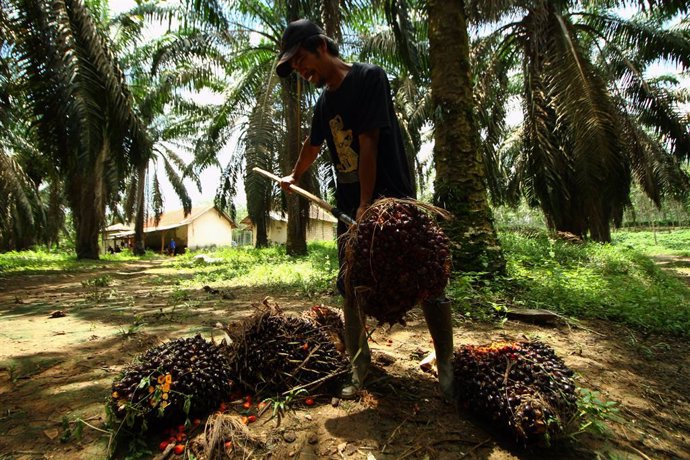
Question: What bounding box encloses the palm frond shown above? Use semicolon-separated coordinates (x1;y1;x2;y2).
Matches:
577;12;690;70
623;74;690;161
581;0;690;19
0;149;38;234
464;0;530;25
160;152;192;216
150;29;228;76
184;0;229;31
383;0;427;83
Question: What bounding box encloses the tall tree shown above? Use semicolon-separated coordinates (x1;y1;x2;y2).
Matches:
469;0;690;242
427;0;506;274
110;4;206;254
0;3;64;251
11;0;150;259
166;0;327;252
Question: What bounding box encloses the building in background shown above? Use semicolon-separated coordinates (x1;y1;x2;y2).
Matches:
240;203;337;246
103;204;237;253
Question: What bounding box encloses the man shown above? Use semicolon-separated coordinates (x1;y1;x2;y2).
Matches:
169;238;176;256
276;19;455;401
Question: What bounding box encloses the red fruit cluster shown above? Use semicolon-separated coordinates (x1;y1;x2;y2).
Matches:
453;341;578;443
345;199;451;325
110;335;234;426
227;307;348;395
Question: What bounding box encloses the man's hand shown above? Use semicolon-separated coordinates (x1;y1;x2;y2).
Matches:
279;174;297;193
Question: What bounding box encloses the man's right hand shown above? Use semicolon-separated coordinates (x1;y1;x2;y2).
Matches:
279;174;297;193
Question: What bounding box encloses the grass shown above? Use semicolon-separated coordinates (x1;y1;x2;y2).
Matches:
610;228;690;256
448;228;690;336
170;242;340;298
3;230;689;336
0;247;161;274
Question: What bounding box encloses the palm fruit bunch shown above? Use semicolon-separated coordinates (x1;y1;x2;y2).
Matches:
108;335;234;428
344;198;451;325
453;340;578;443
301;304;346;353
226;300;348;395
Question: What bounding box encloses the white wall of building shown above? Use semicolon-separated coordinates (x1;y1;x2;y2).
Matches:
187;209;235;249
268;220;288;245
249;219;335;246
306;221;336;242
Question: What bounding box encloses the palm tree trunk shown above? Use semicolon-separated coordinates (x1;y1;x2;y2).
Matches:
428;0;505;275
244;168;270;248
133;161;147;255
320;0;341;43
71;140;108;259
282;76;308;256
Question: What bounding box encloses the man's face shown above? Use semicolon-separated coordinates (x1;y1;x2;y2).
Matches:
290;46;326;88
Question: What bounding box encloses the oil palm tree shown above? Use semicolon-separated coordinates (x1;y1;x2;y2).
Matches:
0;57;40;250
156;0;338;253
109;4;210;254
376;0;505;274
357;4;429;195
9;0;150;258
468;0;690;242
0;2;66;251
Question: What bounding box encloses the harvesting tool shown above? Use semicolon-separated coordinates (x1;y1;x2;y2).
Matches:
252;167;356;226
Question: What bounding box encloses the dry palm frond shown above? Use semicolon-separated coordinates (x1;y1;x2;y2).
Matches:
189;412;265;460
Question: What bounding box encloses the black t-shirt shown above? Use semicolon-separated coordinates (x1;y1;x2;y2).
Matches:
310;63;413;218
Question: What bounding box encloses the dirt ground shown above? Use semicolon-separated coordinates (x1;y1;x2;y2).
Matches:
0;259;689;460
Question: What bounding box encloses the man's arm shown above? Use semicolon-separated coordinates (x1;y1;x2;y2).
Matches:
280;137;321;192
356;128;379;219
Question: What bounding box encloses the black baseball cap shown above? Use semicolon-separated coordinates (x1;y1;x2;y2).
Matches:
276;19;324;78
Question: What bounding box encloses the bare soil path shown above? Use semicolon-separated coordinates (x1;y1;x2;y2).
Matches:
0;260;688;459
652;254;690;287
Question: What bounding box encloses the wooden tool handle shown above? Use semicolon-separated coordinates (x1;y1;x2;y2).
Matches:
252;167;356;226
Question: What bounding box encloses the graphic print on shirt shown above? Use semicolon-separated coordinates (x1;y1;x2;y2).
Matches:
329;115;358;173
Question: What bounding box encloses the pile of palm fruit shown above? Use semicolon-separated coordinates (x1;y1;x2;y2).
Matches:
344;198;451;325
301;304;346;353
108;335;234;428
453;340;578;443
226;300;348;395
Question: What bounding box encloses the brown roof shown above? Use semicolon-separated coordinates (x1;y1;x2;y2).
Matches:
145;204;237;231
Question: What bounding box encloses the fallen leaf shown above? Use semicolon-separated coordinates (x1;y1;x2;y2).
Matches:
44;428;59;440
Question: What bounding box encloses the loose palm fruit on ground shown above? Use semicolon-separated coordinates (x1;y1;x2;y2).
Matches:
453;340;577;443
344;198;451;325
108;334;234;428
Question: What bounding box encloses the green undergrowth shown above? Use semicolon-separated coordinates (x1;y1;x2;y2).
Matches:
169;242;339;298
610;228;690;257
448;229;690;336
3;229;688;337
0;248;160;274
